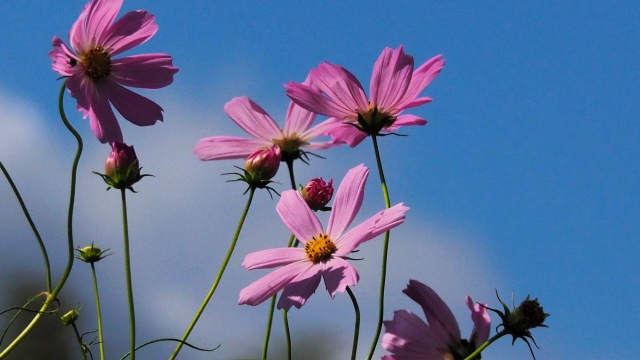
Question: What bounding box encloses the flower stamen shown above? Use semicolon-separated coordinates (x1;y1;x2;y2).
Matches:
304;233;337;263
82;46;112;81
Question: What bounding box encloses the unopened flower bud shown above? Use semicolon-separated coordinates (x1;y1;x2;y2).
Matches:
301;178;333;211
95;142;149;191
244;145;281;181
76;244;111;263
60;309;79;326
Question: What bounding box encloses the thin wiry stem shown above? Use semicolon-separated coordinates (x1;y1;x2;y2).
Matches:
0;80;83;359
0;162;51;292
90;263;106;360
120;189;136;360
463;330;507;360
346;287;360;360
366;135;392;360
170;186;256;360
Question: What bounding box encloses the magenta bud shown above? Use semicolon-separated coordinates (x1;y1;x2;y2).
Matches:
244;145;281;181
95;142;147;191
301;178;333;211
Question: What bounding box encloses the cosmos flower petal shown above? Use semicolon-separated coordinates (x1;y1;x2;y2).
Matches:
466;296;491;345
397;54;445;110
404;280;462;345
382;310;445;357
277;264;323;310
284;100;316;135
284;82;348;119
239;261;311;306
370;46;414;111
326;123;369;148
193;136;269;160
323;258;358;297
242;248;305;270
103;10;158;56
85;83;123;144
310;62;369;113
111;54;178;89
335;203;408;255
105;80;163;126
85;0;124;47
276;191;323;244
385;114;427;132
224;97;283;140
49;37;81;77
326;164;369;239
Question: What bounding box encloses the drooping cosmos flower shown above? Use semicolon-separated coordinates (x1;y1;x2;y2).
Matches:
239;164;409;310
285;46;444;147
194;92;342;164
382;280;491;360
49;0;178;143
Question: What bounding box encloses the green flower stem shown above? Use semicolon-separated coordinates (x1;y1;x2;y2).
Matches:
0;162;51;292
0;80;83;359
170;186;256;360
71;323;88;360
463;330;507;360
366;134;391;360
261;234;296;360
261;159;298;360
120;189;136;360
90;263;106;360
346;287;360;360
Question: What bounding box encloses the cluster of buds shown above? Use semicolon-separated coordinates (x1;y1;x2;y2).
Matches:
300;178;333;211
94;142;150;192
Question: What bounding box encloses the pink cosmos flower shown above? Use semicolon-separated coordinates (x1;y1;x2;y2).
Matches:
239;164;409;310
382;280;491;360
49;0;178;143
285;46;444;147
194;93;342;164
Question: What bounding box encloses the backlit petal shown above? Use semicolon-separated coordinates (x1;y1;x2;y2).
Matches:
326;164;368;239
111;54;178;89
224;97;282;140
276;190;323;244
466;296;491;345
384;114;427;132
49;37;81;77
370;46;414;111
404;280;461;345
105;80;163;126
86;0;123;47
323;257;358;297
193;136;269;160
103;10;158;56
242;248;305;270
285;82;348;119
396;54;445;111
278;264;322;310
239;261;310;306
310;62;369;114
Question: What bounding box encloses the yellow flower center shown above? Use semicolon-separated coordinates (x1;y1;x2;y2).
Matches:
272;132;308;154
82;46;112;81
304;233;337;264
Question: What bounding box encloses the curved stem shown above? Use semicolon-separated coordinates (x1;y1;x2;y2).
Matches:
463;330;507;360
0;80;83;359
0;162;51;292
170;186;256;360
346;287;360;360
90;263;106;360
71;323;88;360
366;135;391;360
120;189;136;360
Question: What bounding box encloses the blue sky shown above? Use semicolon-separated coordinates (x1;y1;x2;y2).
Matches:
1;1;639;359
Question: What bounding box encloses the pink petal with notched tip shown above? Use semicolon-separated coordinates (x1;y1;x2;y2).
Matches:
326;164;368;239
105;80;164;126
111;54;177;89
239;261;312;306
276;191;323;244
370;46;414;111
224;97;282;141
404;280;462;346
193;136;269;160
277;264;323;310
335;203;408;255
466;296;491;345
397;54;445;110
384;114;427;132
310;62;369;114
103;10;158;56
323;257;359;297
